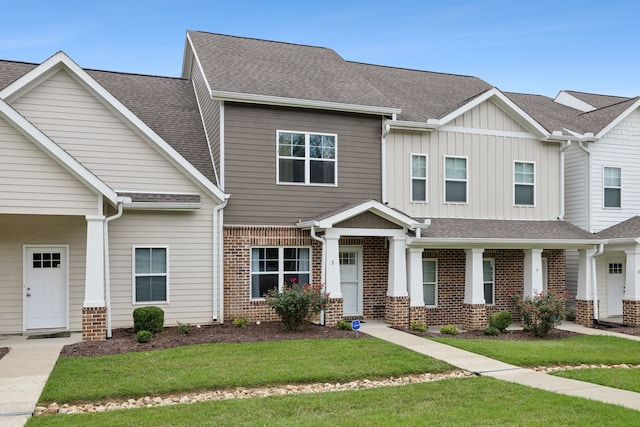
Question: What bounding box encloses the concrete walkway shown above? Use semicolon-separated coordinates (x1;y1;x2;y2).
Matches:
360;321;640;412
0;333;82;427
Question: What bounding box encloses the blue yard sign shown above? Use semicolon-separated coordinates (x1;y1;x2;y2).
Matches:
351;319;360;330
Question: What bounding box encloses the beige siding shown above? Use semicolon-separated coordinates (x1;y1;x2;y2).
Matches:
191;63;220;186
564;144;588;230
451;101;529;132
224;103;382;225
387;101;561;219
10;69;199;193
0;118;98;215
0;215;86;334
107;199;216;328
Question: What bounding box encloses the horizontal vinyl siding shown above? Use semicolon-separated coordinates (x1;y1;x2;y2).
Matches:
0;215;86;334
0;118;98;215
191;63;220;186
563;145;588;230
224;103;382;225
107;199;215;328
10;69;198;193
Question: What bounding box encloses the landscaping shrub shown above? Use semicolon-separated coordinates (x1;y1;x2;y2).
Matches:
136;330;152;343
133;306;165;333
177;321;191;334
265;279;330;331
410;321;428;332
440;325;460;335
336;320;352;330
483;326;500;336
233;317;248;328
489;310;512;332
513;289;568;338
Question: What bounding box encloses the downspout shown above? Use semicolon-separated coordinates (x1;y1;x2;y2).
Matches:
104;198;126;339
310;226;326;325
558;141;571;220
591;243;604;321
578;141;592;231
381;120;391;204
212;196;229;323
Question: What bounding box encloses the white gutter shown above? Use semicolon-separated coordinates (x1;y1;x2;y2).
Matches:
591;243;604;320
212;196;229;323
382;121;390;204
310;226;326;325
386;119;440;132
558;140;572;220
123;202;202;211
104;197;128;338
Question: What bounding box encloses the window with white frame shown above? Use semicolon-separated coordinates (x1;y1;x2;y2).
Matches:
422;259;437;306
604;167;621;208
277;131;336;185
514;161;535;205
134;247;168;303
483;259;494;305
444;156;467;203
251;247;311;298
411;154;428;202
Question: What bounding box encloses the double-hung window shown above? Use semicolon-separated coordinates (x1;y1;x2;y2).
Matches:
411;154;428;202
277;131;336;185
514;161;535;206
483;259;494;305
604;167;621;208
134;247;168;303
251;247;311;299
422;259;437;307
444;156;467;203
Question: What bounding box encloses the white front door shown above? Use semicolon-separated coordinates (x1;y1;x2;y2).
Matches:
339;246;363;316
606;260;624;317
25;246;68;330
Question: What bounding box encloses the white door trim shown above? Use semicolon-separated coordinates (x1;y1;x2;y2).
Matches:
23;245;69;331
339;245;363;317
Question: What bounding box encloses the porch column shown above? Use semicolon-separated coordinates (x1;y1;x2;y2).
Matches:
523;249;543;296
407;248;425;306
83;215;106;341
464;248;485;304
324;234;342;326
624;249;640;325
575;248;596;327
386;236;409;327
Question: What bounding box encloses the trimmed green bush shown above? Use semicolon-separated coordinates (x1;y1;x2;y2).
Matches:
177;321;191;334
410;321;428;332
440;325;460;335
265;280;330;331
483;326;500;336
489;310;512;332
336;320;352;330
133;306;165;333
136;330;152;343
232;317;248;328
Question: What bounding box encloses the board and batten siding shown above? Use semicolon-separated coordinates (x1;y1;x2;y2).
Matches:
563;144;589;230
10;69;199;193
106;199;216;328
0;117;98;216
223;103;383;225
0;215;86;334
386;101;561;219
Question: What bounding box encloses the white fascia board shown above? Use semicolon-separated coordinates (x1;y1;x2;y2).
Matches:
297;200;416;229
210;90;401;116
123;202;202;211
1;51;228;204
386;119;440;131
407;237;605;249
437;88;550;138
595;98;640;138
0;99;117;204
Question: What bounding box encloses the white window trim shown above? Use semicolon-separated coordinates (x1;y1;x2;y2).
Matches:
603;166;622;209
276;129;338;187
422;258;438;308
513;160;536;207
410;153;428;203
132;245;169;305
483;258;495;306
250;246;313;301
443;155;468;204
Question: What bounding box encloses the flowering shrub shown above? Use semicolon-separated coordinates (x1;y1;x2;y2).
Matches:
265;279;330;331
512;289;569;338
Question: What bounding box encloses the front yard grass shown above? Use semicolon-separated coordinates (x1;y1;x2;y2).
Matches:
39;338;452;404
552;368;640;393
28;377;640;426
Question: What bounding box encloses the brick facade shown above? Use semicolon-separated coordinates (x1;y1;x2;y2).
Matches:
82;306;107;341
385;296;409;328
462;304;487;330
623;300;640;326
575;299;595;327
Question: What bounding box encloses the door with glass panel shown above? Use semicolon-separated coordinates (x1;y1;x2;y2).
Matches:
339;247;363;316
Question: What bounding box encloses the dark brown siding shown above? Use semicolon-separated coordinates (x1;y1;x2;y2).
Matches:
224;103;383;224
191;62;220;186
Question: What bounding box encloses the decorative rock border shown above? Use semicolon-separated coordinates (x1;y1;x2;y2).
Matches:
533;363;640;373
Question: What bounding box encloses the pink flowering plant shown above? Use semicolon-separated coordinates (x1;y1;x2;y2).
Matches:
511;288;569;338
265;278;330;331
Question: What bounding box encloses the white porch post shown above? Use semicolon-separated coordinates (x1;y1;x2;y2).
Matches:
84;215;106;307
407;248;425;307
324;235;342;299
576;248;595;301
387;236;408;297
624;249;640;301
523;249;543;296
464;248;485;304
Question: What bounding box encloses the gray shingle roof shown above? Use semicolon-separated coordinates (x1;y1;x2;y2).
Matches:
505;92;586;134
563;91;632;109
596;216;640;239
574;97;640;135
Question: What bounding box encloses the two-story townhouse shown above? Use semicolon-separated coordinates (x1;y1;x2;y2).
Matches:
184;31;600;330
0;53;227;340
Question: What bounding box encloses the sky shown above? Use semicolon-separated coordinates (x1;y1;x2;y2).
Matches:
1;0;639;98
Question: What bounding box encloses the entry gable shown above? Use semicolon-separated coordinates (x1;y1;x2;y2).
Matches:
297;200;417;230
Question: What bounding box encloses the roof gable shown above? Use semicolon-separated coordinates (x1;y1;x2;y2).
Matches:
298;200;417;230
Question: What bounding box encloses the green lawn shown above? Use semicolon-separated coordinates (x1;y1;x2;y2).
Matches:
27;377;640;426
552;368;640;393
39;338;452;403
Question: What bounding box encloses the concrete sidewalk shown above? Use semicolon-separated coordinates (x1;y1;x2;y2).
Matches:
360;321;640;412
0;333;81;427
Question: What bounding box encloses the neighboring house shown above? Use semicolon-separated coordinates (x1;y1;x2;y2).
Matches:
183;31;601;330
0;53;227;340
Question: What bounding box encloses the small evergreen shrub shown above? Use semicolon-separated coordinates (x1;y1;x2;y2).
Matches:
133;306;165;333
440;325;460;335
136;330;152;343
483;326;500;336
489;310;513;332
336;320;352;330
410;321;428;332
232;317;248;328
177;321;191;334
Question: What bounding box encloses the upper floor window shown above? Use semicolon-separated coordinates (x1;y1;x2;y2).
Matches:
134;247;168;303
411;154;427;202
514;161;535;206
250;247;311;299
277;131;336;185
444;156;467;203
604;167;621;208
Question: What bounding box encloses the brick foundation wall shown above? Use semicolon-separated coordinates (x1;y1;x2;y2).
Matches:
385;296;409;328
623;300;640;326
82;306;106;341
462;304;487;330
325;298;344;326
575;299;595;327
409;306;426;324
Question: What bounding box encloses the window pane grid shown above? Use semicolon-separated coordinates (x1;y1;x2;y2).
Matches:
604;167;621;208
251;247;311;298
445;157;467;203
483;259;494;305
422;260;437;307
278;131;336;185
134;247;167;303
514;162;535;205
411;155;427;202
